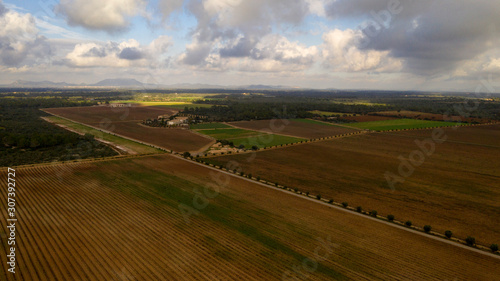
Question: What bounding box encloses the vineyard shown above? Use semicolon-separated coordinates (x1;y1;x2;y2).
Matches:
44;106;213;153
205;124;500;244
1;155;499;280
229;119;359;139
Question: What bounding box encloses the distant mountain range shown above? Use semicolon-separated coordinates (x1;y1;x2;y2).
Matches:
0;78;296;90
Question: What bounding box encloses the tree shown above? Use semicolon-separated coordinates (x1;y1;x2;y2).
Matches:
465;236;476;246
444;230;453;239
387;214;395;221
251;145;259;150
423;225;432;233
183;152;191;158
370;210;377;217
342;202;348;208
490;244;498;253
356;206;362;213
405;221;412;227
316;194;321;200
328;199;334;204
238;144;245;149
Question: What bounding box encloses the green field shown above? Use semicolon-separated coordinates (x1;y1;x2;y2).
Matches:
198;128;263;140
197;128;305;148
346;119;462;131
190;123;232;130
45;116;163;154
110;101;215;109
309;111;355;117
230;134;305;149
292;118;346;127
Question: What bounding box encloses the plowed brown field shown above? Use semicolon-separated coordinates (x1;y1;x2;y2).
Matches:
1;156;499;280
44;106;213;153
229;119;359;139
206;125;500;244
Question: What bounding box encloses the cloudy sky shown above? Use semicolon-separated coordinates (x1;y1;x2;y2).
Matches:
0;0;499;91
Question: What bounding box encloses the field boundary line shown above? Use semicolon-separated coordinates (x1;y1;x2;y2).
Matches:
41;110;179;152
224;122;310;139
201;130;370;158
304;118;364;130
41;117;133;155
377;131;500;149
177;154;500;260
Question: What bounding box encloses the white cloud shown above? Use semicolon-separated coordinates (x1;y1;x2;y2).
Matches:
57;0;146;32
0;4;51;67
65;36;172;68
180;34;318;73
321;29;402;72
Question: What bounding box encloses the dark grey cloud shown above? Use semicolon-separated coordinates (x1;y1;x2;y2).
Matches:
0;1;7;17
219;36;257;58
83;46;107;57
0;36;51;67
181;0;310;65
326;0;500;75
118;47;144;60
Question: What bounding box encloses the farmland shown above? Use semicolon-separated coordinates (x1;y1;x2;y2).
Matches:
393;124;500;147
1;155;499;280
308;110;355;116
44;116;162;154
342;115;398;122
204;125;500;244
111;101;216;109
374;110;494;123
345;119;463;131
196;127;306;149
229;119;359;139
190;123;233;130
44;106;213;153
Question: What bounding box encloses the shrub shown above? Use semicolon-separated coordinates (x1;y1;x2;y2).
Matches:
342;202;348;208
490;244;499;253
305;192;310;196
328;199;334;204
465;236;476;246
356;206;362;213
387;214;395;221
405;221;412;227
423;225;432;233
444;230;453;239
248;174;252;179
256;176;260;181
316;194;321;200
370;210;378;217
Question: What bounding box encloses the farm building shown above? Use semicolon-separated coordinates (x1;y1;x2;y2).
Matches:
110;103;132;108
167;116;189;126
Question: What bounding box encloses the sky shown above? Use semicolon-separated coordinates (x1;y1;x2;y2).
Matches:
0;0;500;91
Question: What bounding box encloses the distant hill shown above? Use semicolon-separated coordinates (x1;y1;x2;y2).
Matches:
6;80;75;88
0;79;299;90
91;78;144;87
